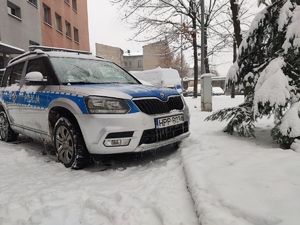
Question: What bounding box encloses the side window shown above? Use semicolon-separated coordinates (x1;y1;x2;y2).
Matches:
9;63;25;86
27;58;48;79
1;67;12;87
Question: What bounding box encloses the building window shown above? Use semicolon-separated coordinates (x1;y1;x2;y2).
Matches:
43;4;51;25
27;0;37;7
55;13;62;32
7;1;21;19
72;0;77;12
138;60;143;68
74;27;79;43
124;62;127;68
65;21;71;38
64;0;70;5
129;61;132;68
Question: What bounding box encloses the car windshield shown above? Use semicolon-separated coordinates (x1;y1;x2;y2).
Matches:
50;57;139;85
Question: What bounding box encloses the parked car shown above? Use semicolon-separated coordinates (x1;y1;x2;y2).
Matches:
185;84;201;96
130;67;182;94
0;46;190;169
212;87;225;95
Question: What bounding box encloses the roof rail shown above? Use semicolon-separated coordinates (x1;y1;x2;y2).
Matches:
9;51;37;64
29;45;92;55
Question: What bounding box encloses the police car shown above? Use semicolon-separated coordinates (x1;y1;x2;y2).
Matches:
0;46;190;169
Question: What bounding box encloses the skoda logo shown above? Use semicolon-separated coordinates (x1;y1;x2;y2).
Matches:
160;92;166;99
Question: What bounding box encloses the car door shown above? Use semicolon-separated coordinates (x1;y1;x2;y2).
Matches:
18;57;52;135
1;62;25;127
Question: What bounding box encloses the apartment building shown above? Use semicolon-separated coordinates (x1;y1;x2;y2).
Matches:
40;0;90;51
0;0;41;68
95;43;124;66
123;51;143;71
95;41;166;72
142;41;167;70
0;0;90;68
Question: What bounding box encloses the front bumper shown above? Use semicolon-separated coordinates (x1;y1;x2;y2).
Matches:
76;109;190;155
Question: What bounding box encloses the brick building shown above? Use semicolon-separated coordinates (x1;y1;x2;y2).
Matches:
123;51;143;71
95;43;124;66
142;41;167;70
40;0;90;51
95;41;167;72
0;0;90;68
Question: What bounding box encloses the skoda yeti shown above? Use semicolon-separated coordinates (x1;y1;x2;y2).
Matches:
0;46;190;169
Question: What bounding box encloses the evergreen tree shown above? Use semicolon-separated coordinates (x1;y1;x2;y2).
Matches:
206;0;300;149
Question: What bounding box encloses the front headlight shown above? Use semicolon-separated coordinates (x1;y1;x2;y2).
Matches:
85;96;130;114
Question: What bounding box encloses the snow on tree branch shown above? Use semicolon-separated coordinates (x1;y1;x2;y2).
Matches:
253;57;291;116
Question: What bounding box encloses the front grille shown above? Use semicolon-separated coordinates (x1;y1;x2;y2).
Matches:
139;121;189;145
133;96;184;115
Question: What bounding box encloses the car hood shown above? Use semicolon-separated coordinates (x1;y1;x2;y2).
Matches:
59;83;180;100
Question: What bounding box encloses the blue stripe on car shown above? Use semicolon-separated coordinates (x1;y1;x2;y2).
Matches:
72;84;179;100
1;90;88;114
0;90;141;114
0;84;179;115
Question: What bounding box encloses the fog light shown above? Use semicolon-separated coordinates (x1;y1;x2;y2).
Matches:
104;139;131;147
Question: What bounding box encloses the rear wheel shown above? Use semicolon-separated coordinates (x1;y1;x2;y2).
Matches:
0;111;19;142
54;117;90;169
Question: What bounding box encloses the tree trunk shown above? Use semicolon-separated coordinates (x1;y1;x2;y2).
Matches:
204;22;210;73
230;0;242;47
230;0;242;98
231;41;237;98
192;17;198;98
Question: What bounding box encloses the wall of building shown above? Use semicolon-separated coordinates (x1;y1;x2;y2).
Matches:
95;43;123;66
0;0;42;67
40;0;90;51
143;41;166;70
123;54;143;71
95;41;170;72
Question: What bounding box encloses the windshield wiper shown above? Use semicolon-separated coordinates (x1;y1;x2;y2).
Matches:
63;82;98;85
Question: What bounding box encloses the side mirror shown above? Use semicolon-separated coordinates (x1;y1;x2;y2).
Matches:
25;72;47;84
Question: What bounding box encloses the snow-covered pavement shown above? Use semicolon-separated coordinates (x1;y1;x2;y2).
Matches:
1;95;300;225
182;96;300;225
0;141;197;225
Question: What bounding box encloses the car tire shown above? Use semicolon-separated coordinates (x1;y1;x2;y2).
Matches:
54;117;90;169
0;111;19;142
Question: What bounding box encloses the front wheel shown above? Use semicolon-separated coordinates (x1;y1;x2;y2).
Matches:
0;111;19;142
54;117;90;169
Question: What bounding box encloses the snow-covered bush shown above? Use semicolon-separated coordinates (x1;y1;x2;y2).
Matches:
206;0;300;149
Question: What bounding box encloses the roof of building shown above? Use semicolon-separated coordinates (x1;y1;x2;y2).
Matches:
123;52;143;57
0;42;25;54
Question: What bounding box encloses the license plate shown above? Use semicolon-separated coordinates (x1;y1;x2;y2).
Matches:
155;114;184;128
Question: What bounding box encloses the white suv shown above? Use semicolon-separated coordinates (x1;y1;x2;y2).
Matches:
0;46;190;169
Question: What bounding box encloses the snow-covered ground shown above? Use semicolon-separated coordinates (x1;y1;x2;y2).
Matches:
1;95;300;225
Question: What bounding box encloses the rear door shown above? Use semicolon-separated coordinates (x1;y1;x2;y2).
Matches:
1;63;25;127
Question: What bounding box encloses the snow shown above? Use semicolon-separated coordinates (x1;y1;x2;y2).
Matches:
1;96;300;225
130;67;181;88
212;87;224;95
278;102;300;137
123;52;143;57
253;57;291;116
282;2;300;53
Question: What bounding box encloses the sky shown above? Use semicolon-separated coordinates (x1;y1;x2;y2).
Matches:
87;0;262;76
87;0;144;55
87;0;233;76
1;96;300;225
